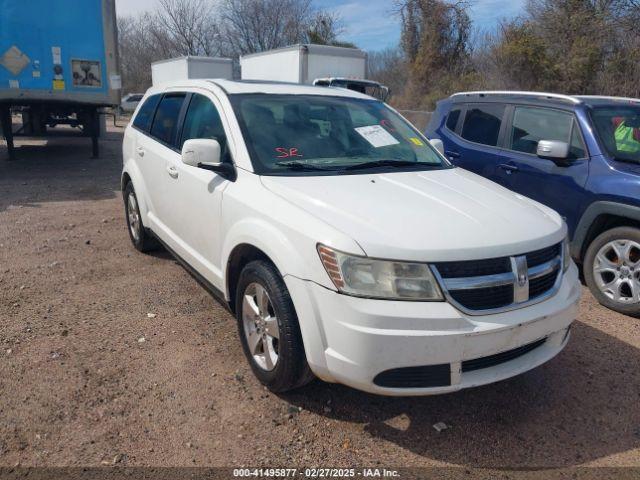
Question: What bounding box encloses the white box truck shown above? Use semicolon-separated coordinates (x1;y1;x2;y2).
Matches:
240;44;366;84
151;56;233;86
240;44;389;100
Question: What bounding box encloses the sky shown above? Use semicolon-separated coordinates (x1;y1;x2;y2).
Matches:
115;0;527;51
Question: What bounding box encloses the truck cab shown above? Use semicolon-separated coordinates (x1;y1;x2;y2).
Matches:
426;91;640;316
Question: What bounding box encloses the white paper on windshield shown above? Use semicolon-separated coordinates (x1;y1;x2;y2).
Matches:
355;125;400;148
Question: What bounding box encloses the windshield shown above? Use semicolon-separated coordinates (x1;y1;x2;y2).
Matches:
230;94;449;175
591;105;640;163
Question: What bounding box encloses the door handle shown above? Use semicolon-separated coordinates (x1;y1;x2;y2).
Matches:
166;165;179;179
499;163;519;174
136;146;145;157
445;150;460;158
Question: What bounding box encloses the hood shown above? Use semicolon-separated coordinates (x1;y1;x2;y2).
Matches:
260;168;565;262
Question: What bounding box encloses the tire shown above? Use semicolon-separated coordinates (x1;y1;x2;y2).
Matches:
235;260;314;392
584;226;640;317
123;182;158;253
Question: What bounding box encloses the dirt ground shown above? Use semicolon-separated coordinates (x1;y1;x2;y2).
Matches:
1;123;639;474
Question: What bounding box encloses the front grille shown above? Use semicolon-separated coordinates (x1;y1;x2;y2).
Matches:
462;337;547;372
435;257;511;278
529;269;559;298
527;244;561;267
373;364;451;388
449;284;514;310
433;242;562;313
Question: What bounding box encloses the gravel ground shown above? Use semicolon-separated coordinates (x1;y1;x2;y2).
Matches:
1;124;639;474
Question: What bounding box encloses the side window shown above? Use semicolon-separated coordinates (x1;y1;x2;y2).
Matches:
510;106;585;158
180;94;229;158
149;94;186;147
446;108;461;132
132;94;161;132
461;104;505;146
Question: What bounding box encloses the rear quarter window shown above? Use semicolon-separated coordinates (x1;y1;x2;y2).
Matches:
446;108;461;132
132;94;161;132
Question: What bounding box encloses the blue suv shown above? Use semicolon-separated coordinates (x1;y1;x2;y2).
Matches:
426;91;640;316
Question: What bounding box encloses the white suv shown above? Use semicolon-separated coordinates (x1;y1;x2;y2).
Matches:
122;79;581;395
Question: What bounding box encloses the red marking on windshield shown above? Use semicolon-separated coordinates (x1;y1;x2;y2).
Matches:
380;119;396;132
276;147;303;158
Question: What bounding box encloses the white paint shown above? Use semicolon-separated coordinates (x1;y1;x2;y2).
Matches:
240;44;366;85
122;78;581;396
151;56;233;86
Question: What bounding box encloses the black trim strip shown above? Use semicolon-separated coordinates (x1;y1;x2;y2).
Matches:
461;337;547;372
150;231;232;313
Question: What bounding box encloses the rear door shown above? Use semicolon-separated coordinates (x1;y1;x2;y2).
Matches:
500;105;590;229
138;92;188;241
441;103;513;187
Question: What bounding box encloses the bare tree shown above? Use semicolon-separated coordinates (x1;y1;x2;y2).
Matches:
218;0;350;55
368;47;409;97
154;0;222;56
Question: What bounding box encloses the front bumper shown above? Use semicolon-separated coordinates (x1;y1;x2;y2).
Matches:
285;263;581;396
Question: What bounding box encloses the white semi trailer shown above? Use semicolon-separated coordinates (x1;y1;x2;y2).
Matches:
240;44;389;100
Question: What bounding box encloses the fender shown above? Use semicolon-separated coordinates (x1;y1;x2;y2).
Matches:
221;217;336;298
571;201;640;259
121;161;152;226
221;218;341;376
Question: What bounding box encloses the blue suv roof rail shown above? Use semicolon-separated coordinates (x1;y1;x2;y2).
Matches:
575;95;640;104
451;91;581;105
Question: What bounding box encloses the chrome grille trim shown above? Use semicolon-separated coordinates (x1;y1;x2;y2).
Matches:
432;244;563;315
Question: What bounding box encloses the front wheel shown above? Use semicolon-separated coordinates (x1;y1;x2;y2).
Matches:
584;226;640;317
235;260;314;392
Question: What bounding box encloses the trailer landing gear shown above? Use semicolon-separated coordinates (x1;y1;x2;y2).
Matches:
1;106;15;161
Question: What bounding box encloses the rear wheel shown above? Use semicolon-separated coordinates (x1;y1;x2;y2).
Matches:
235;260;314;392
584;226;640;317
123;182;158;253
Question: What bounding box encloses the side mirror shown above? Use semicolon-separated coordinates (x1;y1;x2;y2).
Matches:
537;140;570;162
430;138;445;155
181;138;236;180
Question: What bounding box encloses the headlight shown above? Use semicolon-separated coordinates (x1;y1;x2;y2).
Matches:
563;235;571;272
317;245;444;301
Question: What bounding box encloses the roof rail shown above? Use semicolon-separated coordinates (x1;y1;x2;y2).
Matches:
451;91;581;104
576;95;640;104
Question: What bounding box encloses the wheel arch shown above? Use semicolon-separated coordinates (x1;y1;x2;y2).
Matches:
121;163;151;225
222;217;318;307
573;201;640;262
226;243;278;314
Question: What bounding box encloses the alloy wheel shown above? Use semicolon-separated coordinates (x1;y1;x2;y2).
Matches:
241;282;280;371
593;239;640;304
127;194;141;242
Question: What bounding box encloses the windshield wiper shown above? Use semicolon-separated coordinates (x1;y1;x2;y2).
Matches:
275;161;339;171
344;159;437;171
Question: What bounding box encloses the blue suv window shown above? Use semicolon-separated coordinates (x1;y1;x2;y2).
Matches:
461;104;505;146
446;107;461;132
510;106;586;158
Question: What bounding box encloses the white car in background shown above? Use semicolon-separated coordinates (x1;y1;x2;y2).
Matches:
121;79;581;395
119;93;144;114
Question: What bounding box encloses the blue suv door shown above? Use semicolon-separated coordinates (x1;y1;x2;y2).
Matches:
432;102;514;188
500;105;590;232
